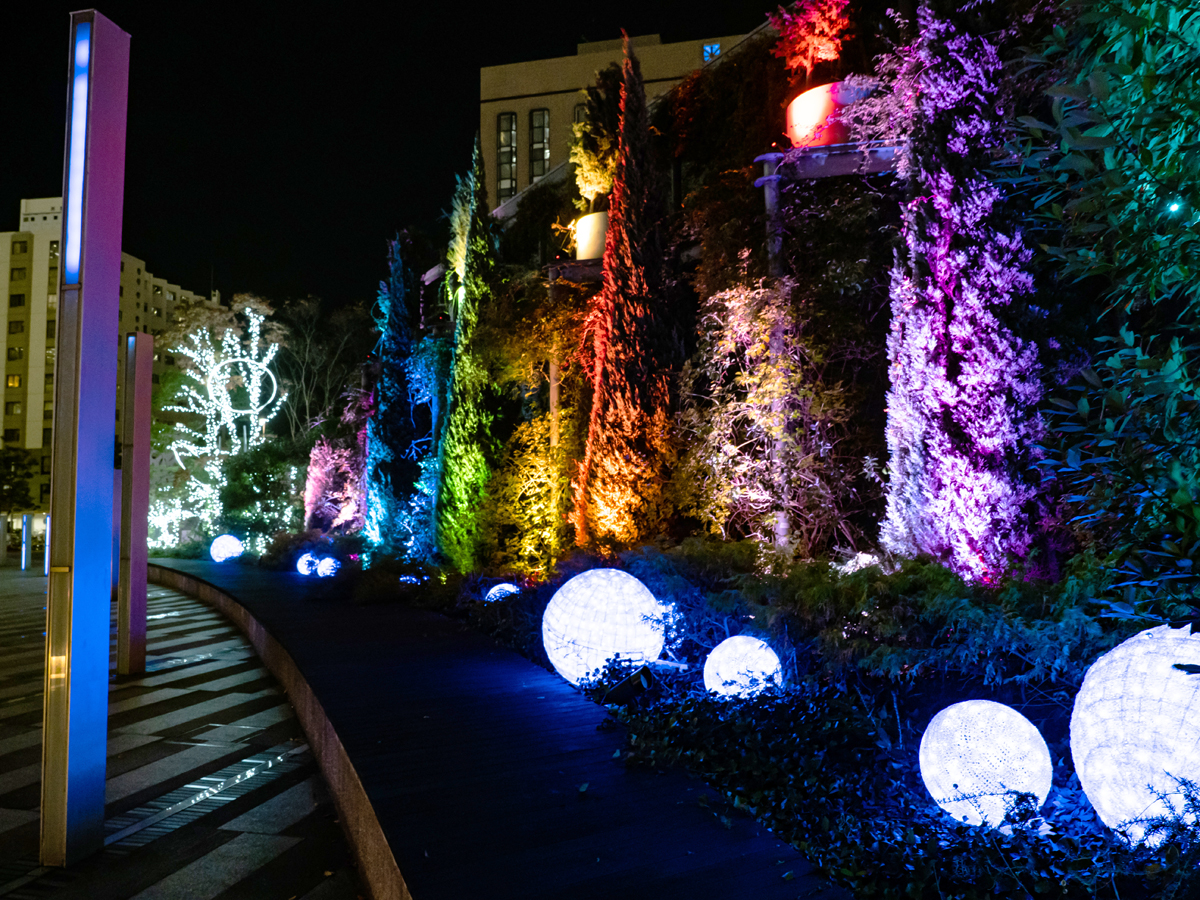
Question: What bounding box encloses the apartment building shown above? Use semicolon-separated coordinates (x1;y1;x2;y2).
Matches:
1;196;217;521
480;32;747;211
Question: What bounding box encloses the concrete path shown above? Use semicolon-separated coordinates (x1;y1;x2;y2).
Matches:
152;559;844;900
0;565;361;900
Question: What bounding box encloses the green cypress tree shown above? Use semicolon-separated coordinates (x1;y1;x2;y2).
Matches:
436;134;499;571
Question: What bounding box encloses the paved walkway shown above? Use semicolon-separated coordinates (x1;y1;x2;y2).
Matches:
0;565;361;900
153;559;843;900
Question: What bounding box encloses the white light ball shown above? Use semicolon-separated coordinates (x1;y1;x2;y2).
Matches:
209;535;243;562
296;552;318;576
703;635;782;697
1071;623;1200;845
919;700;1052;827
315;557;339;578
485;582;521;603
541;569;666;686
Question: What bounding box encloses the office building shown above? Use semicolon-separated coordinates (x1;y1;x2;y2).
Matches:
1;196;217;524
480;33;747;211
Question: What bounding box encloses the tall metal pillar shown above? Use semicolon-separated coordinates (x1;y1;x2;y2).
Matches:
44;515;51;577
21;514;30;571
41;10;129;867
117;333;152;675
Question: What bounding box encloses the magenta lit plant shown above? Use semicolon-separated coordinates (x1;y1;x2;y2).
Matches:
303;391;371;534
879;10;1042;581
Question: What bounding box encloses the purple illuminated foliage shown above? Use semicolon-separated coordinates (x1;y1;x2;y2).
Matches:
880;10;1042;581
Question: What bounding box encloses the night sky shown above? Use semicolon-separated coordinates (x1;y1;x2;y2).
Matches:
3;1;775;308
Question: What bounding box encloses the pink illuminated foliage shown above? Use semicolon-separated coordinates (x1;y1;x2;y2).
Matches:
880;9;1043;581
303;390;371;534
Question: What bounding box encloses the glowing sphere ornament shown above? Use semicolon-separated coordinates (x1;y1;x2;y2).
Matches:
919;700;1052;827
209;535;243;562
1071;624;1200;845
296;553;318;576
541;569;666;686
315;557;340;578
703;635;782;697
485;583;520;603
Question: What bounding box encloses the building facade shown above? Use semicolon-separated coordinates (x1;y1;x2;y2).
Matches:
1;196;217;525
479;33;747;211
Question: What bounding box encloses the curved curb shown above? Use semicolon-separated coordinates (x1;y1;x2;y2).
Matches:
149;563;411;900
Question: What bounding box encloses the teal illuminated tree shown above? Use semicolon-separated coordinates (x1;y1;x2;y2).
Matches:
571;39;674;547
435;135;500;571
364;236;418;552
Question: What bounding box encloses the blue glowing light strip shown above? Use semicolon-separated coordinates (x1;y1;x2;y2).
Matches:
64;22;91;286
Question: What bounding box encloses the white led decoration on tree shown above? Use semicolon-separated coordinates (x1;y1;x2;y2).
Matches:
1071;624;1200;845
919;700;1052;828
148;305;286;546
703;635;782;697
541;569;667;686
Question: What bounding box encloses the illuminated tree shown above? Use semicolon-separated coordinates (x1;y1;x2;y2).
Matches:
768;0;852;89
0;447;35;562
151;299;286;544
364;236;419;552
304;390;370;534
570;63;621;211
880;9;1042;581
571;39;674;547
676;275;869;556
436;135;499;572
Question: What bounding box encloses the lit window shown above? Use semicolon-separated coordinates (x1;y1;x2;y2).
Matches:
497;112;517;203
5;402;21;416
153;285;162;295
6;375;20;388
10;241;28;255
703;43;721;62
7;321;23;335
10;268;27;282
530;109;550;183
153;306;162;317
8;295;23;308
49;240;59;259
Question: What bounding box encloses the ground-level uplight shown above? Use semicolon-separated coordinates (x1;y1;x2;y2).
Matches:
485;582;520;602
703;635;781;697
209;535;244;562
541;569;667;686
919;699;1052;828
1071;623;1200;845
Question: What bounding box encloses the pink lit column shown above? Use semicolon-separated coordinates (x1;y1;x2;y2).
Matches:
41;10;129;866
117;332;152;676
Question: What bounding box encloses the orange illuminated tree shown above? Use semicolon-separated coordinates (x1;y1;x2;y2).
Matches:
571;38;674;547
768;0;852;89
